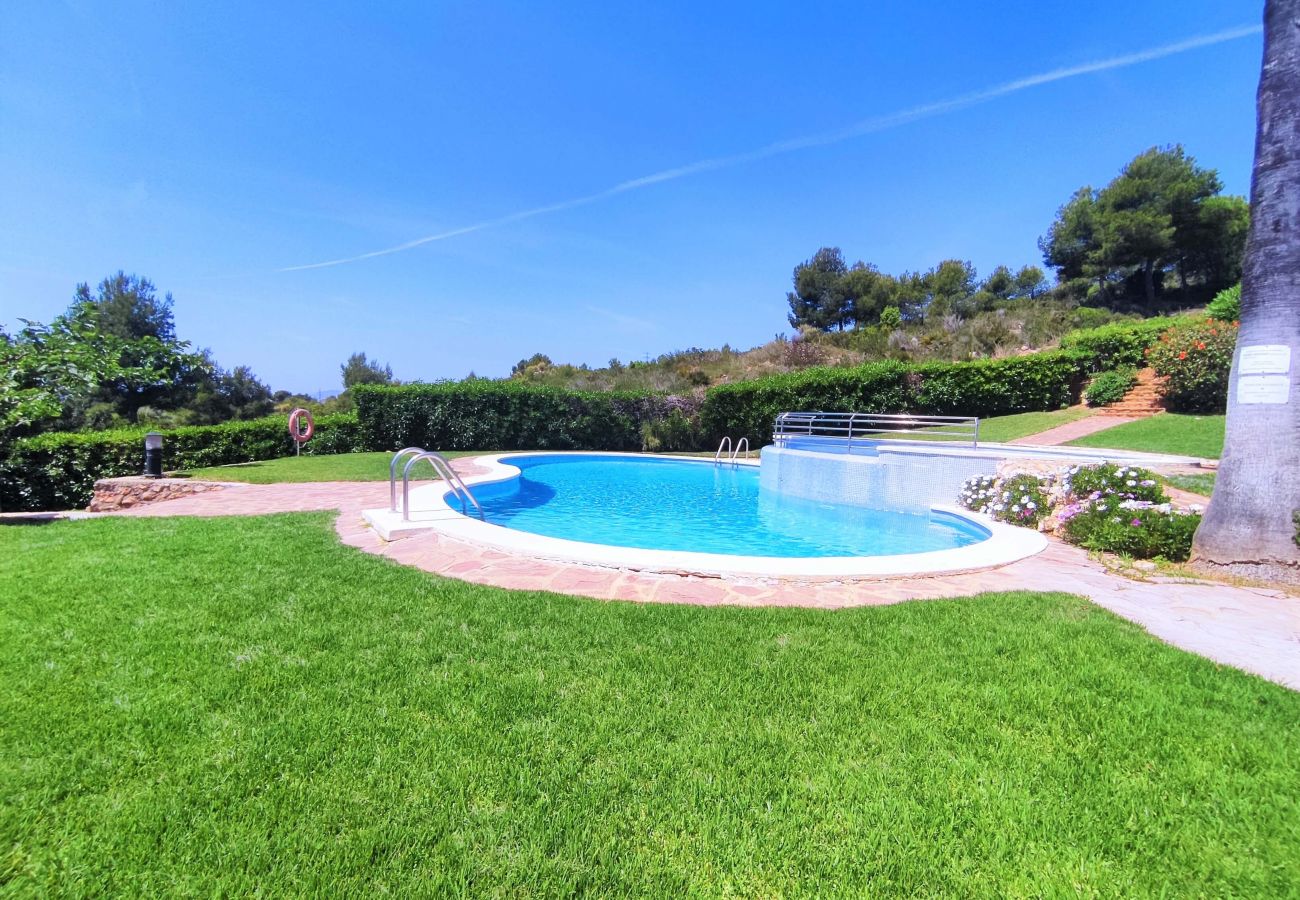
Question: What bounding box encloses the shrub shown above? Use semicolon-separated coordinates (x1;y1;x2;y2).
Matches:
3;412;363;512
700;352;1085;445
1059;317;1181;371
1061;502;1201;561
983;473;1051;527
1084;368;1137;407
957;474;998;513
1146;319;1238;413
1207;283;1241;322
957;462;1199;560
354;381;687;454
1062;463;1165;504
641;409;701;452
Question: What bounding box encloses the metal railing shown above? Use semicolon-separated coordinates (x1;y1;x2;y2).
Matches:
388;447;484;521
773;411;981;449
714;436;752;464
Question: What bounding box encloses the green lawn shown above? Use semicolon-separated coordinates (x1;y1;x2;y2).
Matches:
895;407;1095;445
1164;472;1217;497
2;516;1297;895
1066;413;1226;459
182;450;491;483
973;407;1095;443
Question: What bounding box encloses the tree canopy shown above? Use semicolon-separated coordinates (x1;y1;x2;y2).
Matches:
786;250;1046;331
341;352;396;389
1;272;282;441
1039;146;1247;310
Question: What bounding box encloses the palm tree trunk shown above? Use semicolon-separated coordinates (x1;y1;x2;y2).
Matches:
1191;0;1300;583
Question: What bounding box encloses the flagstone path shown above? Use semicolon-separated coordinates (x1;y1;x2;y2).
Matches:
100;459;1300;691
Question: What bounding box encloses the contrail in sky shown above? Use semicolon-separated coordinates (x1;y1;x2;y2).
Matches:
281;23;1261;272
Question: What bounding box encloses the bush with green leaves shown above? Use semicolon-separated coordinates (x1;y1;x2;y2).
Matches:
983;473;1052;527
641;409;701;452
1060;502;1201;561
958;462;1199;560
1061;462;1166;504
1056;464;1198;561
2;412;363;512
701;351;1086;445
1058;317;1181;371
1207;284;1241;322
1146;319;1238;413
354;381;686;454
1084;368;1138;407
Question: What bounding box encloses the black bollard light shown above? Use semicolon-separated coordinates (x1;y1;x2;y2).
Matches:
143;432;164;478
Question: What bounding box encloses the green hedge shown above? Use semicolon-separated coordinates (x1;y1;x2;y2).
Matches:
1058;317;1181;371
699;351;1087;445
2;413;363;512
354;382;675;453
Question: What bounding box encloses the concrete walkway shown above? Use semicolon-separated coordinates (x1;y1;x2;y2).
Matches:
1009;412;1138;446
99;463;1300;692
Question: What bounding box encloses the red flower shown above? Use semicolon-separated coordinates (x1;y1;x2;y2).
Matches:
1178;351;1187;360
1197;342;1206;350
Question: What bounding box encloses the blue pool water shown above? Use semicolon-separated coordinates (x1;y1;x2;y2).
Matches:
456;455;988;558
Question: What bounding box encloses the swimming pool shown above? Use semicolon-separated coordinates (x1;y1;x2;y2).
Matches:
451;454;988;558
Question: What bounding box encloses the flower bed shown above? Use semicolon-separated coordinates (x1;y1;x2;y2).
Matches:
958;462;1202;561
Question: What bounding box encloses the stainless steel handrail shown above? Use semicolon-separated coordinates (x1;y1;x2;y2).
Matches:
773;411;981;448
389;447;428;511
731;437;749;462
713;436;732;463
397;450;484;521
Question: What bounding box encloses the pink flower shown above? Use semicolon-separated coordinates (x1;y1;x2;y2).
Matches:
1130;519;1142;526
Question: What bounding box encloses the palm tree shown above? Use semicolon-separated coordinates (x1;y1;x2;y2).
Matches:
1191;0;1300;583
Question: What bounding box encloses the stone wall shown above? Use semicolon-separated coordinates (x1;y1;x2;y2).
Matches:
89;476;224;512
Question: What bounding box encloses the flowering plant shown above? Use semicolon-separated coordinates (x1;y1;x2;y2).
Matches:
959;472;1051;527
958;463;1201;560
1145;319;1237;413
1059;463;1164;504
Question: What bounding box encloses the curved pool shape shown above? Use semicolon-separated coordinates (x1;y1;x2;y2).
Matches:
451;454;989;558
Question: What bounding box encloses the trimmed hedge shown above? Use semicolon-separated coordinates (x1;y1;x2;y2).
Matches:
354;382;681;453
699;351;1087;445
2;413;363;512
1058;317;1181;371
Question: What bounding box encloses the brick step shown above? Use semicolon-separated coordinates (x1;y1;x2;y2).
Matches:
1090;367;1166;418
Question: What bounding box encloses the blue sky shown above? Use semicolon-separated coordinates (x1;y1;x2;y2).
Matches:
1;2;1263;394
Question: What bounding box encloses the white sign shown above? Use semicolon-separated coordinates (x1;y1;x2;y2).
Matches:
1237;374;1291;405
1239;345;1292;375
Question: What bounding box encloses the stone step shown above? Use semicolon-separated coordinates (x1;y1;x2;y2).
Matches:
1092;367;1165;418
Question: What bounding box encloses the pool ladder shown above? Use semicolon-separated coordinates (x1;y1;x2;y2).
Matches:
389;447;484;521
713;436;750;465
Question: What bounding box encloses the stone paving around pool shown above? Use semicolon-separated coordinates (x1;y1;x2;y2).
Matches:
97;457;1300;692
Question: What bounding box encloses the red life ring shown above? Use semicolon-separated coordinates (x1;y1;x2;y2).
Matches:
288;408;315;443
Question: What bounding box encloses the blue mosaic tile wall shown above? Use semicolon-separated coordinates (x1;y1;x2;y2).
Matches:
760;445;998;513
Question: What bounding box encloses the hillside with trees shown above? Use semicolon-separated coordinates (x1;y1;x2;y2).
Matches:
514;145;1245;394
0;272;396;448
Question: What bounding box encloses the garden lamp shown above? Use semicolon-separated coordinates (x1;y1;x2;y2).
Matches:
143;432;164;478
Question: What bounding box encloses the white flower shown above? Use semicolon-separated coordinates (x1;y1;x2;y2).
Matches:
1027;501;1036;510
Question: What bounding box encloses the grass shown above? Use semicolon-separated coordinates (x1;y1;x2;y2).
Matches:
3;515;1298;895
1067;413;1226;459
181;450;491;484
972;407;1095;443
1164;472;1217;497
894;407;1096;445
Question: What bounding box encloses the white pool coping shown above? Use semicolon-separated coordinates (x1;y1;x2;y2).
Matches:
361;452;1047;579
